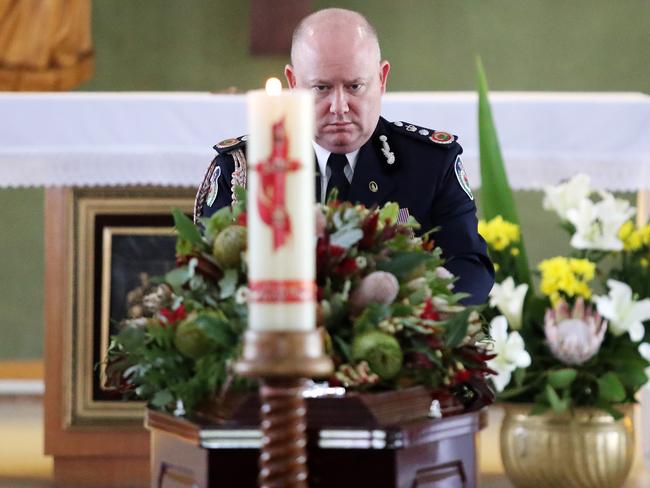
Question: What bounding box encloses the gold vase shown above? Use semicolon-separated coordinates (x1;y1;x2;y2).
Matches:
500;403;635;488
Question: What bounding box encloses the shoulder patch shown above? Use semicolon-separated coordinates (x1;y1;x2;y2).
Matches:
454;156;474;200
213;135;247;154
390;121;458;147
429;131;455;145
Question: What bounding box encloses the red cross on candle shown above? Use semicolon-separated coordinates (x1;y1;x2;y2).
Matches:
253;118;301;250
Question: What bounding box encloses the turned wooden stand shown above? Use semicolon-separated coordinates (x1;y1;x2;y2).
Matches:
146;398;486;488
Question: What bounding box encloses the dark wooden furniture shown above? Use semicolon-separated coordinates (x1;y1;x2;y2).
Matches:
146;399;487;488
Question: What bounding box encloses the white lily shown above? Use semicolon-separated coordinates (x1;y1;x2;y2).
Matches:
543;174;592;220
487;315;531;392
489;277;528;330
594;280;650;342
639;343;650;385
567;191;635;251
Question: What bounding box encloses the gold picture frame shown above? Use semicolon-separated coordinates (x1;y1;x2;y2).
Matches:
98;226;177;393
66;187;194;427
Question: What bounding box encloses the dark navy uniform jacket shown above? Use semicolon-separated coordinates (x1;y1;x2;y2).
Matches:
195;117;494;305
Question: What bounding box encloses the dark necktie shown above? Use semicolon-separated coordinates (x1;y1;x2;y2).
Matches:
326;153;350;201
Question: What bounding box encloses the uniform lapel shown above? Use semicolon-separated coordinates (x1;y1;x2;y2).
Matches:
348;121;396;207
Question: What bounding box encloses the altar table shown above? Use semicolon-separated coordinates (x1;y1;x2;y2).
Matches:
146;407;487;488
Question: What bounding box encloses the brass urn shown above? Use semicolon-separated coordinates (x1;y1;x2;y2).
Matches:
500;403;635;488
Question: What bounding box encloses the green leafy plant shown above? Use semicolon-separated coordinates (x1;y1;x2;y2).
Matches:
477;56;532;288
106;192;496;416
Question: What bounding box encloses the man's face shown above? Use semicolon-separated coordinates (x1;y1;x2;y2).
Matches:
286;37;390;154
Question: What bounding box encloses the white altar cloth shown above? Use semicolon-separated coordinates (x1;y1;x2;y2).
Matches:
0;92;648;190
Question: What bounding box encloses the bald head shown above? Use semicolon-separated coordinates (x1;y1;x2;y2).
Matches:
285;9;390;153
291;9;381;66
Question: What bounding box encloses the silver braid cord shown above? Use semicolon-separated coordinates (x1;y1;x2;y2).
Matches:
230;148;247;206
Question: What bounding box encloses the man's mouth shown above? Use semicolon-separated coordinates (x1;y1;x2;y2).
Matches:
324;122;353;131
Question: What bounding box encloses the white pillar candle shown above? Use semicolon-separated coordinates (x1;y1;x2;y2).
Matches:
246;78;316;331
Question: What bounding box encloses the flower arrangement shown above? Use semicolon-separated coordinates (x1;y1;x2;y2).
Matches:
481;174;650;418
106;188;495;416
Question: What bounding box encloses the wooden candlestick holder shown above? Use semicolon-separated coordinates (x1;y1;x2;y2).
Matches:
235;329;333;488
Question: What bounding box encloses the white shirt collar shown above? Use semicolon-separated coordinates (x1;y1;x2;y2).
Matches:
312;141;359;177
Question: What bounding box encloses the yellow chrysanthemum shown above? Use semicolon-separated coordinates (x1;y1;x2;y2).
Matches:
618;220;634;240
478;216;520;251
618;220;643;251
640;224;650;246
568;258;596;280
538;256;595;304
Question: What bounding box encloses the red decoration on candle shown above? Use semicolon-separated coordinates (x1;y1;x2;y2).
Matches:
253;118;301;250
248;279;316;303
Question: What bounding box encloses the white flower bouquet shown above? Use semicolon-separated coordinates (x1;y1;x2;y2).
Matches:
481;174;650;418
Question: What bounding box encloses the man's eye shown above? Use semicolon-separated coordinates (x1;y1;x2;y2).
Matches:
314;85;329;93
348;84;362;92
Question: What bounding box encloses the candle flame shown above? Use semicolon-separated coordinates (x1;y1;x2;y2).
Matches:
265;77;282;95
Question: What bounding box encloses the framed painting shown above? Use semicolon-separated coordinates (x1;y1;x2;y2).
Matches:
65;187;194;426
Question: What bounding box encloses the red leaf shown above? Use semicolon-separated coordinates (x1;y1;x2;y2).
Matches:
160;304;187;325
454;369;472;384
334;257;357;275
359;212;379;249
420;298;440;320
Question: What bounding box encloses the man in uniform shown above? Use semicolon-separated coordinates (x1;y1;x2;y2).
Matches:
195;8;494;304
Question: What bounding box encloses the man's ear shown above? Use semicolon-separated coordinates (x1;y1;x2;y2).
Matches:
379;60;390;93
284;64;297;89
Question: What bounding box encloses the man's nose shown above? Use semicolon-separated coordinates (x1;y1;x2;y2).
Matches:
329;87;349;115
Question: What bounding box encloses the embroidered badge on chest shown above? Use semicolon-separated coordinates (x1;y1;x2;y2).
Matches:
454;156;474;201
207;166;221;207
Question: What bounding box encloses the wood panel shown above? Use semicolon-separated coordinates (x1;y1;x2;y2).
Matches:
54;457;149;488
43;187;149;486
249;0;311;55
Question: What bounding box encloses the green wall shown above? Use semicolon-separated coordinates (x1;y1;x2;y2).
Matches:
1;0;648;359
0;189;44;358
83;0;649;92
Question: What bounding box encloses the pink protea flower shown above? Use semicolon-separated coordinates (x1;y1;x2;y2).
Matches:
350;271;399;312
315;205;327;237
544;298;607;365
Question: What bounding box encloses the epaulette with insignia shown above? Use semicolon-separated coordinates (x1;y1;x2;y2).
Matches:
390;121;458;147
213;135;248;154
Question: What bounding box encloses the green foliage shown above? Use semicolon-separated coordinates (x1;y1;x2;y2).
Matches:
379;202;399;225
545;384;569;413
107;199;495;417
330;227;364;249
597;372;626;403
172;208;204;250
218;269;238;299
377;251;432;282
203;206;234;241
476;58;532;288
443;308;474;348
548;368;577;389
353;303;390;334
